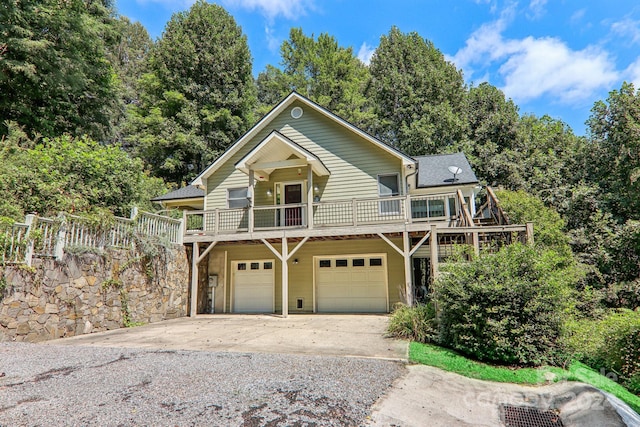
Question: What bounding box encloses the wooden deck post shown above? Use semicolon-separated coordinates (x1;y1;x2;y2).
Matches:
429;224;439;282
403;231;413;306
281;237;289;318
248;170;255;232
472;231;480;256
190;242;199;317
526;222;534;245
307;166;313;229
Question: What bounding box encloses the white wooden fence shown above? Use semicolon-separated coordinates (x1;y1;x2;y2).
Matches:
0;209;183;266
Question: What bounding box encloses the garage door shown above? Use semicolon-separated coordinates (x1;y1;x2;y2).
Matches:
232;260;274;313
315;255;388;313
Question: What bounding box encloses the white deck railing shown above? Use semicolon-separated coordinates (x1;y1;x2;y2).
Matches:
185;193;459;235
0;209;182;265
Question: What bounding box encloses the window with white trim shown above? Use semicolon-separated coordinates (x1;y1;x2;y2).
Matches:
378;173;401;215
227;187;249;209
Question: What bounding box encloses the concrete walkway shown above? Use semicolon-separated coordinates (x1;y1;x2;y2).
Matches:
368;365;636;427
46;314;408;361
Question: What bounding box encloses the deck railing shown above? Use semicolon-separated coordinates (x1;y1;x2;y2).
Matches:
185;193;459;235
0;209;182;265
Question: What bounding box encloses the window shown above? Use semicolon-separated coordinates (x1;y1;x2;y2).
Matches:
352;258;365;267
378;174;400;197
336;259;348;267
250;262;260;270
369;258;383;266
319;260;331;268
263;262;273;270
227;187;249;209
378;173;401;215
237;263;246;270
428;199;445;217
448;197;457;217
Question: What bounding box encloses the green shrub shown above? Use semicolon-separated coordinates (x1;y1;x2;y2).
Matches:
387;303;438;343
565;309;640;394
436;243;575;366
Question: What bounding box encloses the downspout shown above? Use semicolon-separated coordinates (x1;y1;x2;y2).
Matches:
405;162;418;195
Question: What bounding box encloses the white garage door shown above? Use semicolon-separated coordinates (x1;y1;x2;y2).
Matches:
315;255;388;313
232;260;274;313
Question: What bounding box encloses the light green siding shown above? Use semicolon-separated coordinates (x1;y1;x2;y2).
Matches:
205;101;404;210
208;238;406;313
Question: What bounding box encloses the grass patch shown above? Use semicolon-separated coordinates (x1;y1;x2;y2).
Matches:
409;342;640;414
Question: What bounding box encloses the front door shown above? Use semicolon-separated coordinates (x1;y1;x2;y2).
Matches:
284;183;302;226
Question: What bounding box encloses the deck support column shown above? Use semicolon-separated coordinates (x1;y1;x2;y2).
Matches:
307;166;313;229
472;231;480;256
526;222;534;245
248;170;255;232
429;225;439;283
190;242;199;317
403;231;413;306
281;237;289;318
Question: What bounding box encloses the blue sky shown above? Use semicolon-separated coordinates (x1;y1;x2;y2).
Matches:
117;0;640;135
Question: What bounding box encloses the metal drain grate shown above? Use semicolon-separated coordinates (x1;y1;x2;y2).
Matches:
500;404;564;427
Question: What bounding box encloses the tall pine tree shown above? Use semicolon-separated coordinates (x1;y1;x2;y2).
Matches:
124;1;256;184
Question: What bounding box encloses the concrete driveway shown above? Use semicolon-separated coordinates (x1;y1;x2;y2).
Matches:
46;314;408;361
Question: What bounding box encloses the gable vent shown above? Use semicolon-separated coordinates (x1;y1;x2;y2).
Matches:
291;106;303;119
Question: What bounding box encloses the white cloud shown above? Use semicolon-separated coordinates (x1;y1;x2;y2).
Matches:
264;25;280;52
626;57;640;88
528;0;547;19
357;42;375;66
221;0;313;20
611;18;640;45
452;14;619;104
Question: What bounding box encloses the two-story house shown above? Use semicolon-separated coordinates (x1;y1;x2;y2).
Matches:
157;92;530;317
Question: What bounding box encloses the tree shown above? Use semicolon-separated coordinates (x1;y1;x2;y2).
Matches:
105;16;153;143
587;82;640;223
464;83;519;186
125;1;256;184
256;28;372;126
367;27;468;155
0;0;119;140
0;123;165;219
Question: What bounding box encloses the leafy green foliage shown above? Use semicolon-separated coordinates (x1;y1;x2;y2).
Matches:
495;189;572;259
368;26;468;155
564;309;640;394
436;244;575;366
0;127;165;219
125;0;256;184
0;0;119;140
587;82;640;223
387;303;438;343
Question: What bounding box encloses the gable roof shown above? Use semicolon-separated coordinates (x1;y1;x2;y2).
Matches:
235;130;330;180
415;152;479;188
151;185;204;202
191;92;415;187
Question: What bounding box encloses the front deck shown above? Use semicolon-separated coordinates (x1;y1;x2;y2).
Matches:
183;189;532;317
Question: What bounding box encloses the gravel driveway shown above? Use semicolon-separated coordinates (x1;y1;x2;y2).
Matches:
0;342;405;426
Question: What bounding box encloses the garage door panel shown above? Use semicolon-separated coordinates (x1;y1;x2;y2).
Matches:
315;255;388;313
233;260;274;313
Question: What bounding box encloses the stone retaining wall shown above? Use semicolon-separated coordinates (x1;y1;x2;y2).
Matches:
0;245;189;342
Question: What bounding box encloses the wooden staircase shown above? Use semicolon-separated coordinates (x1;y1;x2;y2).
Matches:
474;187;510;226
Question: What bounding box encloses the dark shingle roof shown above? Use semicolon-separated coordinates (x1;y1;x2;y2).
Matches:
151;185;204;202
415;152;479;188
